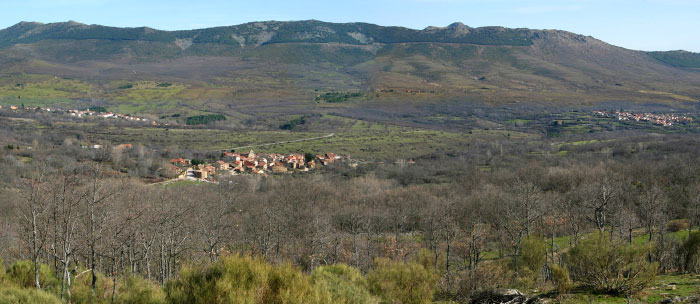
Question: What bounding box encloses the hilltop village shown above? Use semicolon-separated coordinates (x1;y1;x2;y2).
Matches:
593;110;694;126
169;150;352;182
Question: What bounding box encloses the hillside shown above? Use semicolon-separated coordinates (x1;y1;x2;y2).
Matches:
0;20;699;119
0;20;536;47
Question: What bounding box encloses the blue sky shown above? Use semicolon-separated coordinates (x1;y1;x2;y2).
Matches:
1;0;699;52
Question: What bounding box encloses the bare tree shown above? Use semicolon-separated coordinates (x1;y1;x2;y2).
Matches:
17;164;50;288
685;183;700;237
50;169;85;301
578;177;620;233
442;202;459;288
102;182;145;302
496;180;545;274
561;195;585;246
80;163;120;294
618;206;640;244
421;204;443;271
513;179;545;237
195;183;238;261
636;183;667;242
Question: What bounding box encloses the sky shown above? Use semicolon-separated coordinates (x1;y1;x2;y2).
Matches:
1;0;699;52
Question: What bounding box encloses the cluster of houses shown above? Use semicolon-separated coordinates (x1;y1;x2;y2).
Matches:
0;105;157;125
593;110;694;127
0;105;20;110
82;143;133;150
67;109;153;124
169;150;348;181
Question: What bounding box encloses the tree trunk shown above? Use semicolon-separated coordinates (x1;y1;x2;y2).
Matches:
33;255;41;289
445;235;451;274
111;262;117;304
551;231;555;263
628;227;633;244
513;246;520;275
32;212;41;289
91;245;97;294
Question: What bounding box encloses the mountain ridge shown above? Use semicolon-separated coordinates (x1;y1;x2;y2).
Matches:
0;20;590;47
3;20;698;68
0;19;699;117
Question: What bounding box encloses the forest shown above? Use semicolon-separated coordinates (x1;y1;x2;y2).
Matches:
2;106;700;303
184;114;227;126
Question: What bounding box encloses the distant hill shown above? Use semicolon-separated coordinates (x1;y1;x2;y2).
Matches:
0;20;699;117
0;20;536;47
648;50;700;68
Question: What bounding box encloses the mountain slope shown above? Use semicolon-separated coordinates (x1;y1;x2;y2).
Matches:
0;20;536;47
649;50;700;69
0;20;698;117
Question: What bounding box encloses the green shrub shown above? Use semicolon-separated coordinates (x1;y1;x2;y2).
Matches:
6;260;59;291
550;264;572;294
680;231;700;273
70;269;114;304
510;236;547;289
115;275;166;304
89;106;107;113
304;153;315;163
190;159;206;166
315;92;362;103
311;264;379;304
165;256;267;304
166;254;326;304
415;248;445;276
0;256;5;283
280;116;306;130
519;236;546;277
565;233;657;295
366;258;438;304
0;285;62;304
264;263;325;304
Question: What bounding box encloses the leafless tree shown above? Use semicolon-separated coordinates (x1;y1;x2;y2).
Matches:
578;177;620;233
17;163;51;288
685;183;700;237
49;169;85;301
496;179;545;274
195;183;238;261
80;163;120;293
636;183;667;242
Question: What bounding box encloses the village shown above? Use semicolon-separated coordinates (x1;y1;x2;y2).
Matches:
66;109;153;124
593;110;694;126
169;150;352;182
0;104;157;125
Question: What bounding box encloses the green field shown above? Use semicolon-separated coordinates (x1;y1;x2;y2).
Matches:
74;123;532;160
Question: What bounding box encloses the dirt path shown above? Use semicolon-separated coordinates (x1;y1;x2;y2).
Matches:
223;133;335;151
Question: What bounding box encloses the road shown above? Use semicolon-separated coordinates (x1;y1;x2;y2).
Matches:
224;133;335;151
